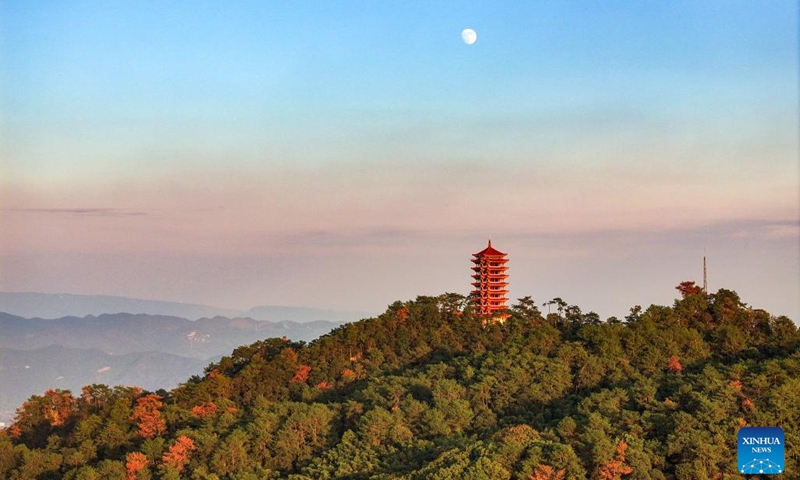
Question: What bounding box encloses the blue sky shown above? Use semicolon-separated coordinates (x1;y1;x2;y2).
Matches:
1;1;798;319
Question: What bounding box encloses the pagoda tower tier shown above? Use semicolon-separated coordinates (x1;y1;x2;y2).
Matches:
470;240;510;316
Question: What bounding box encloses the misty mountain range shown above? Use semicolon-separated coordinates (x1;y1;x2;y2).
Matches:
0;345;208;416
0;292;371;322
0;312;343;358
0;293;368;424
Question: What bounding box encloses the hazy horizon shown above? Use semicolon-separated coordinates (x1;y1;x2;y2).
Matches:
2;1;798;321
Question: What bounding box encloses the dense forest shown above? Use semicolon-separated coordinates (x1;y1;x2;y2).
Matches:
1;283;798;479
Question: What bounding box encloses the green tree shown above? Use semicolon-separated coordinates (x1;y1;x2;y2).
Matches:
210;429;251;476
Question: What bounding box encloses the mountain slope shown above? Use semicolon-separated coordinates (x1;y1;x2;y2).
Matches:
2;288;798;479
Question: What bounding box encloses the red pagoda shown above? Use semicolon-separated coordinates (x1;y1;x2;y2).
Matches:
471;240;509;318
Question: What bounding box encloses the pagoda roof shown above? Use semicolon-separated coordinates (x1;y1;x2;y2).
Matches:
473;240;507;257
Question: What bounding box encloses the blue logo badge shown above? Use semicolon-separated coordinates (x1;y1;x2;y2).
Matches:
738;427;784;474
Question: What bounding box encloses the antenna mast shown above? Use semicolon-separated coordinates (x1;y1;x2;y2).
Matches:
703;254;707;294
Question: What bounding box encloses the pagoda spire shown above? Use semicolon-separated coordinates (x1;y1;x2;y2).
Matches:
471;240;509;321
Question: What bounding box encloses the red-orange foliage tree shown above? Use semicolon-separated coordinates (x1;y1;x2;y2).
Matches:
676;281;703;297
529;464;566;480
131;394;166;439
125;451;148;480
42;389;76;427
396;306;410;322
595;440;633;479
191;402;219;418
291;364;312;383
667;355;683;373
162;436;195;472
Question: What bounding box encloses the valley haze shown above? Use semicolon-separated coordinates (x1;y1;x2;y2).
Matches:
0;303;353;425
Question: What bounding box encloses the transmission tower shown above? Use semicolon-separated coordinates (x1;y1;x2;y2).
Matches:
703;254;708;294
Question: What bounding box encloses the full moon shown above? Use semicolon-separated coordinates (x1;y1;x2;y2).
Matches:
461;28;477;45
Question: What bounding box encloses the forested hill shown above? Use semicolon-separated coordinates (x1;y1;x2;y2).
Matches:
2;285;798;479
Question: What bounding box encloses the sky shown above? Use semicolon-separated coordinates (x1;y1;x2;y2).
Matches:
1;1;798;321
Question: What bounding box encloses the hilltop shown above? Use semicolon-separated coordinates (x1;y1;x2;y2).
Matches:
1;285;798;479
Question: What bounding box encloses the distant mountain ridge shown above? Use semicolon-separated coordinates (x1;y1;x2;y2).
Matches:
0;292;239;319
0;312;344;358
0;311;351;424
0;292;372;321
